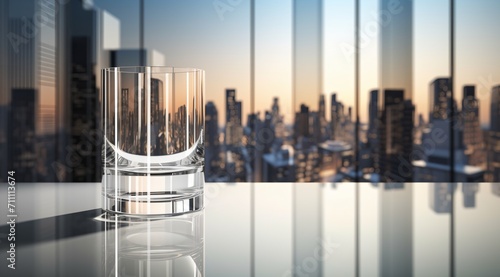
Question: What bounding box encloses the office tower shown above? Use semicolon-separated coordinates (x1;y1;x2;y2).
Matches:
414;127;485;181
205;102;221;180
309;112;322;143
59;1;100;182
294;140;320;182
226;89;237;124
1;0;62;180
378;90;414;182
488;85;500;181
367;90;379;173
330;93;342;140
8;89;36;181
262;149;294;182
319;94;326;119
244;112;260;182
225;89;243;147
318;140;352;179
318;94;327;141
414;83;484;182
343;106;355;146
429;78;452;122
271;97;285;139
294;104;310;140
462;86;484;166
109;49;165;67
491;86;500;132
225;146;251;182
271;97;280;121
379;0;413;276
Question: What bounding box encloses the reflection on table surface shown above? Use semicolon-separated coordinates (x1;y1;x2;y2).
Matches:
0;182;499;277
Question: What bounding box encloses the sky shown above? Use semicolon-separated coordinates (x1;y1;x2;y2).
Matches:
94;0;500;127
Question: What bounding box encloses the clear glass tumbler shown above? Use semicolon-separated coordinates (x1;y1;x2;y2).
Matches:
101;67;204;215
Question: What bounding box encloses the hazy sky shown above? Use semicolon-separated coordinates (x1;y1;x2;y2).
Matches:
93;0;500;127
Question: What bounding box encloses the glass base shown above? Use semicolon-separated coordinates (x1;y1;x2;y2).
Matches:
102;172;204;216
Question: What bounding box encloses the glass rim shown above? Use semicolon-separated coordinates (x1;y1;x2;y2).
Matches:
102;66;204;74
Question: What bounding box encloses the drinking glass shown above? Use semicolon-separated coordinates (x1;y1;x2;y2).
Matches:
101;66;204;215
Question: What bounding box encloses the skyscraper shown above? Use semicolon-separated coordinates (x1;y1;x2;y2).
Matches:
61;1;100;182
379;1;413;276
429;78;452;122
491;85;500;132
271;97;285;139
414;81;484;182
319;94;326;119
225;89;243;147
462;86;484;166
367;90;379;173
205;101;221;180
8;89;36;182
294;104;310;140
488;85;500;181
378;89;414;182
330;93;341;139
1;0;61;180
262;149;294;182
318;94;327;141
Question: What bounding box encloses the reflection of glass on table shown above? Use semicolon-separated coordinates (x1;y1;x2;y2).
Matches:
100;211;204;276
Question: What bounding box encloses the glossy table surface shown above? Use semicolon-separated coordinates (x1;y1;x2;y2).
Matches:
0;182;499;277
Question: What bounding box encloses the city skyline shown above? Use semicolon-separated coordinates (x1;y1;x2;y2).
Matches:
1;0;500;183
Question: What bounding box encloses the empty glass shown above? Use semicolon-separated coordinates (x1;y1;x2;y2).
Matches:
101;67;204;215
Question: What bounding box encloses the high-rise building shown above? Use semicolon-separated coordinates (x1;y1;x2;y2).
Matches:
271;97;285;139
429;78;452;122
330;93;341;140
309;111;321;143
367;90;379;173
8;89;36;181
109;49;165;67
319;94;326;119
205;101;221;180
294;104;310;140
1;0;61;180
294;139;321;182
414;83;484;182
379;1;413;275
62;1;100;182
488;85;500;181
262;149;294;182
462;86;484;166
491;86;500;132
378;90;414;182
318;94;328;141
225;89;243;147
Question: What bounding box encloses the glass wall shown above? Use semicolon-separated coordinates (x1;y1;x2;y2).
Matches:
1;0;497;183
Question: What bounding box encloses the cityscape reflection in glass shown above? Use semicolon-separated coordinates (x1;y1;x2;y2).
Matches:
102;66;205;215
